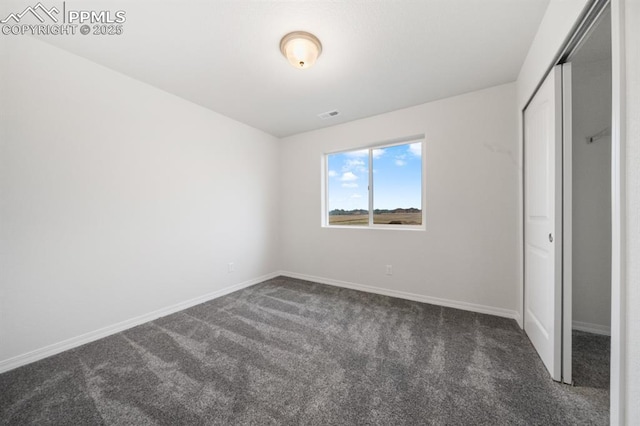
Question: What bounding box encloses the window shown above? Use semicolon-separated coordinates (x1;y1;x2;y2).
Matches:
325;138;424;228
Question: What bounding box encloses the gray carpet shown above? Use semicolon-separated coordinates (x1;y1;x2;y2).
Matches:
0;276;609;425
573;330;611;391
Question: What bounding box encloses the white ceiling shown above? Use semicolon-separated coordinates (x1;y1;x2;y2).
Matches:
16;0;550;137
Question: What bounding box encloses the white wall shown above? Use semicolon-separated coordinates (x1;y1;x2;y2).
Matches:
279;83;520;319
622;0;639;420
571;59;612;332
0;37;280;369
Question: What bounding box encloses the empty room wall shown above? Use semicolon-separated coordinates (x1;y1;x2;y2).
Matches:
572;59;612;333
279;83;520;319
0;37;280;370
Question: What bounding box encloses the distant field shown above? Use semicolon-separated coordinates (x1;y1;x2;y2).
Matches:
329;212;422;226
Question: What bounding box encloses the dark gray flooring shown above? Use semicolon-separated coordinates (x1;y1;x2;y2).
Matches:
0;277;609;425
572;329;610;391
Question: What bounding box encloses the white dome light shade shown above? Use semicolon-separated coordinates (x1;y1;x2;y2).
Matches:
279;31;322;69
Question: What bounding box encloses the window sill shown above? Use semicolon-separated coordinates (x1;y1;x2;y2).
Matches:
322;224;425;231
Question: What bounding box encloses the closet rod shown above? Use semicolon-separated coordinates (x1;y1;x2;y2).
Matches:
587;127;611;143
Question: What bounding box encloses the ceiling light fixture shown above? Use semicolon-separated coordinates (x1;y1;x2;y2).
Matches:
279;31;322;70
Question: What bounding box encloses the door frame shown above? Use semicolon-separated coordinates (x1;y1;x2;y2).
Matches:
609;1;626;423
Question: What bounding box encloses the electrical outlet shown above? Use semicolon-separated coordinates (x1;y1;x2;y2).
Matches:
228;262;235;273
385;265;393;275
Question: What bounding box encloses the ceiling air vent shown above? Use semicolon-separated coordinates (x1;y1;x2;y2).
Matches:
318;110;340;120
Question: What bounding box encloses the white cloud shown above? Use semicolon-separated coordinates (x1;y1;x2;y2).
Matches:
350;194;363;199
328;170;338;177
346;159;365;167
394;152;407;166
343;159;367;173
342;183;358;188
340;172;358;181
409;142;422;157
372;149;384;159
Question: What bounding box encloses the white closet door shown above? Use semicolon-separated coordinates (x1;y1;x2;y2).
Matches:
524;65;563;381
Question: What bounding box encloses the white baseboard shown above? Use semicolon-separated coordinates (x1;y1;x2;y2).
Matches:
572;320;611;336
278;271;520;325
0;272;279;374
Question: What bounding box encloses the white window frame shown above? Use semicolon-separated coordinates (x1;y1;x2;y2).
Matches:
322;135;426;230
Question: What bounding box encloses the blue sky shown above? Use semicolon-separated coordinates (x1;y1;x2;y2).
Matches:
327;142;422;211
